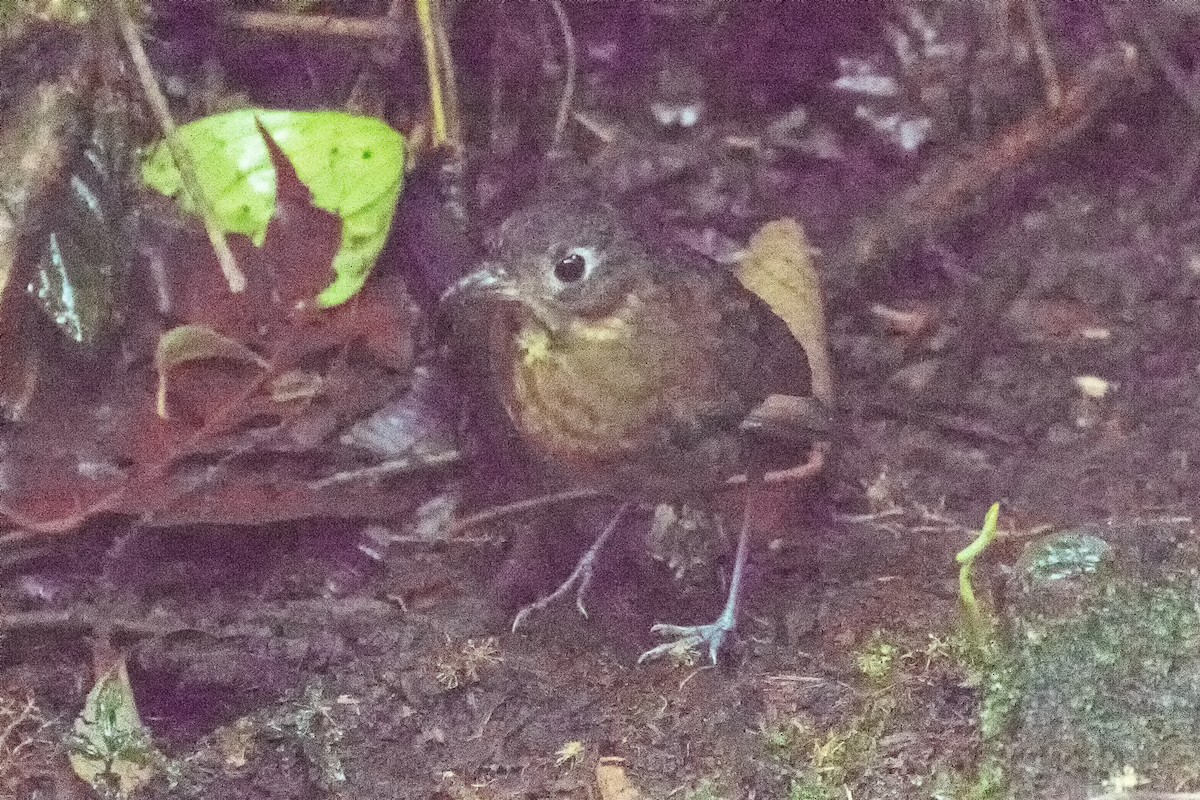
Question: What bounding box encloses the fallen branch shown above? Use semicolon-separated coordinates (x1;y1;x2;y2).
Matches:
841;47;1142;283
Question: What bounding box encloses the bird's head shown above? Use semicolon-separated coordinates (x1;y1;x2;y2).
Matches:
441;202;648;331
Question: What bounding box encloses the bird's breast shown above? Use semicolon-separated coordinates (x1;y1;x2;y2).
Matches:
489;287;751;492
500;296;662;473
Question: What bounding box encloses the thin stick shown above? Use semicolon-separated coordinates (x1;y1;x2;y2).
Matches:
0;609;188;639
110;0;246;293
1023;0;1062;109
446;487;610;535
722;443;827;490
225;11;405;40
431;0;462;149
544;0;577;154
413;0;461;150
1131;3;1200;118
308;450;462;488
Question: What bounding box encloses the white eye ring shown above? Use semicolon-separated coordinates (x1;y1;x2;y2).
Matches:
552;246;598;284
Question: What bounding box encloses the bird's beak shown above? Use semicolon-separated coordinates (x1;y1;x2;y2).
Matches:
439;263;571;333
439;264;522;306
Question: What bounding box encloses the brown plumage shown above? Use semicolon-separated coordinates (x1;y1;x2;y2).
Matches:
443;200;818;662
448;201;809;496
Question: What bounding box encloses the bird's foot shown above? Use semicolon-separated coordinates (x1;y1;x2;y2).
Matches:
638;617;735;666
510;551;598;632
510;502;634;633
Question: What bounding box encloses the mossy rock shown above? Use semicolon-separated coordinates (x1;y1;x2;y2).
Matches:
990;530;1200;795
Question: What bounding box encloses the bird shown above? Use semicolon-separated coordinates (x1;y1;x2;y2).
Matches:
440;200;823;662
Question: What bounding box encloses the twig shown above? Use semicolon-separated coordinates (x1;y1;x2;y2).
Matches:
446;488;610;535
308;450;462;488
0;530;35;549
487;0;510;148
0;695;40;754
413;0;462;150
544;0;577;154
224;11;406;40
1128;2;1200;118
0;609;188;639
721;444;827;489
1125;3;1200;219
431;0;461;148
109;0;246;293
1023;0;1063;109
843;47;1139;281
0;595;403;642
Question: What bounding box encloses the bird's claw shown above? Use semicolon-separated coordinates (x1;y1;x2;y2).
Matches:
510;502;633;634
638;620;733;665
510;561;595;632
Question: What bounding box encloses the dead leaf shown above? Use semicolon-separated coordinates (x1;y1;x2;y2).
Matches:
269;369;323;403
869;299;940;337
0;78;78;419
737;218;834;406
739;392;832;440
154;323;269;418
214;717;256;769
596;757;643;800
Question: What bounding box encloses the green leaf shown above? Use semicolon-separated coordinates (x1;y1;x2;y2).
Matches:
142;109;405;307
69;657;161;798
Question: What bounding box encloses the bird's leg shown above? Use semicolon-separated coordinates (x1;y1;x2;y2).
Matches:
638;507;751;665
511;501;634;632
639;442;828;665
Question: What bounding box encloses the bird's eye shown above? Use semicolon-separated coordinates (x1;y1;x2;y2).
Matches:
553;249;591;284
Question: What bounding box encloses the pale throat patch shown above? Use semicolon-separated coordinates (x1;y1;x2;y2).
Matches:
516;292;639;366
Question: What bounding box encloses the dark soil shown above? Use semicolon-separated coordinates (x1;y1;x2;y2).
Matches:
3;3;1200;799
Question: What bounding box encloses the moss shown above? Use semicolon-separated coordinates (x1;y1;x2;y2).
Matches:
763;631;933;797
932;758;1007;800
855;633;904;685
685;777;732;800
786;776;842;800
982;532;1200;795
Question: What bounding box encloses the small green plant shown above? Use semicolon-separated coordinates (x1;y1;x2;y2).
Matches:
956;502;1000;656
931;758;1007;800
787;776;841;800
68;658;166;799
855;633;904;684
951;503;1012;797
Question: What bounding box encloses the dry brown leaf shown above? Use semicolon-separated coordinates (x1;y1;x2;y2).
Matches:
596;757;643;800
737;218;834;406
0;79;78;419
269;369;323;403
154;324;269;418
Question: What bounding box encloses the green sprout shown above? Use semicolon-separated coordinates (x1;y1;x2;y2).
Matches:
956;502;1000;654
